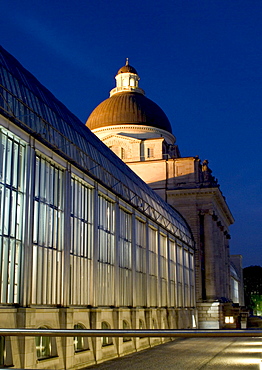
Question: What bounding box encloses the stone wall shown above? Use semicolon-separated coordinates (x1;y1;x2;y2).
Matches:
0;307;197;369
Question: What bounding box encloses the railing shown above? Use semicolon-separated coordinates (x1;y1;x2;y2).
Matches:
0;329;262;338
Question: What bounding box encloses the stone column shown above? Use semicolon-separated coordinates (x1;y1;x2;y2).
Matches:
203;212;217;300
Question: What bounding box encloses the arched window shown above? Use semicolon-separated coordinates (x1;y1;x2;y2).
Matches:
123;320;131;342
139;319;145;338
101;322;113;347
130;78;135;87
74;324;89;352
35;327;57;360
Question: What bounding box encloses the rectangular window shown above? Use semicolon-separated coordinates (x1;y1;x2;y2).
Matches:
147;148;154;158
159;234;168;306
0;130;26;304
70;177;93;305
148;226;158;306
189;253;195;307
169;239;176;307
97;195;115;306
119;208;132;306
183;249;190;307
135;218;147;306
31;155;64;305
177;245;183;307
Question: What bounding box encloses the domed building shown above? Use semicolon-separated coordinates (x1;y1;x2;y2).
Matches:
87;60;244;329
86;58;180;162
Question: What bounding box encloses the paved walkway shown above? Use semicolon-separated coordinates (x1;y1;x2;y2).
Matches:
87;337;262;369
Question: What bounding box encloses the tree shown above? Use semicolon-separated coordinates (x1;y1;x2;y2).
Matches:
243;265;262;315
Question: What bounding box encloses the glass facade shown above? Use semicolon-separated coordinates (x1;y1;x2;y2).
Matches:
0;126;195;308
0;45;195;311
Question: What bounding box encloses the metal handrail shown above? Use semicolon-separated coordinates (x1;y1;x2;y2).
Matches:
0;329;261;338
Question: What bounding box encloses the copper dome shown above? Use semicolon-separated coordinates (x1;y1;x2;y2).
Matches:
86;92;172;133
117;64;138;75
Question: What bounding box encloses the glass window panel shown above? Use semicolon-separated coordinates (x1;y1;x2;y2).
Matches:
32;155;64;305
98;195;115;264
119;208;132;269
101;322;113;346
12;142;18;189
3;188;10;235
10;191;17;237
5;139;12;185
0;130;26;304
74;324;89;352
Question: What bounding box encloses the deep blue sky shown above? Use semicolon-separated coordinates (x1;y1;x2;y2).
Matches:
1;1;261;267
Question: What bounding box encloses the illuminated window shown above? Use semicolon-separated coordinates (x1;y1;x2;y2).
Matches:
169;239;176;307
35;327;57;360
74;324;89;352
135;218;147;306
101;322;113;346
148;227;158;306
32;156;64;305
130;78;135;87
225;316;234;324
160;234;168;306
0;130;26;304
97;195;115;306
177;245;183;307
119;208;132;306
192;315;197;328
70;177;93;305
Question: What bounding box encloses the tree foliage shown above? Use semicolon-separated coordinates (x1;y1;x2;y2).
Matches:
243;265;262;314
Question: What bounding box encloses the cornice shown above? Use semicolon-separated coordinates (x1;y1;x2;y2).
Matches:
167;186;234;225
92;124;176;143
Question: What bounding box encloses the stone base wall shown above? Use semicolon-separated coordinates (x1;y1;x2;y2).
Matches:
197;302;224;329
0;306;197;369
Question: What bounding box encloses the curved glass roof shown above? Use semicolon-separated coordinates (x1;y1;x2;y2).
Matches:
0;45;193;246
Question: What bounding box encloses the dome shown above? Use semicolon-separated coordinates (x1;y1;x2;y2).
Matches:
86;92;173;133
117;64;138;75
117;58;138;75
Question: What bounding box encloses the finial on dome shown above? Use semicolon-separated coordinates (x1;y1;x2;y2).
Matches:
126;58;129;66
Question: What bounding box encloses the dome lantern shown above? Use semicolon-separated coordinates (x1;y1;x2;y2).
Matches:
110;58;145;97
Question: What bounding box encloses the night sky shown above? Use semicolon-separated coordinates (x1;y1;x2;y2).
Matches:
1;1;261;267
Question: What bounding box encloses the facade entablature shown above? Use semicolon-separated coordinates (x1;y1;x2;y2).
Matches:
167;187;234;226
93;124;176;145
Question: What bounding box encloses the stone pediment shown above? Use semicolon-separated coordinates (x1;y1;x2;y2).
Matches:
103;133;141;145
